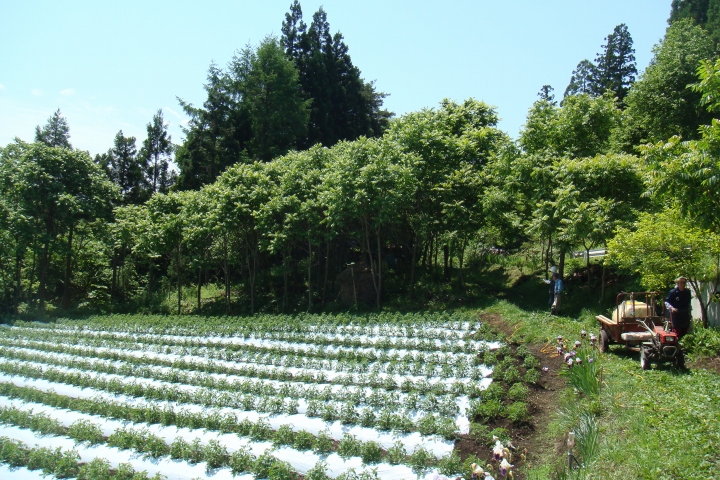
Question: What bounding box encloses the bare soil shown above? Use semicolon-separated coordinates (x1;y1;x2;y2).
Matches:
453;312;567;478
688;355;720;374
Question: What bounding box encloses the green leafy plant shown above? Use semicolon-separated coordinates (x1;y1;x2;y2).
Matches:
337;433;363;458
385;441;407;465
314;430;334;454
229;447;254;475
68;419;104;445
360;441;383;464
507;382;529;401
506;401;530;423
409;447;434;476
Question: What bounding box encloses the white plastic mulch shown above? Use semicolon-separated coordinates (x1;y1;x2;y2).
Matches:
0;321;499;480
0;373;468;457
0;421;439;480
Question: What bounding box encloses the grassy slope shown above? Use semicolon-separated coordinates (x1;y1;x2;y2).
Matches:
486;297;720;479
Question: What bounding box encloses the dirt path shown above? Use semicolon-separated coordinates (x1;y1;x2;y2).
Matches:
453;312;567;478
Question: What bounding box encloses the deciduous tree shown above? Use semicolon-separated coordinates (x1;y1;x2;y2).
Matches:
614;19;716;150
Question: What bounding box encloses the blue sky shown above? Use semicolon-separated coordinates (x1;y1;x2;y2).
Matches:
1;1;671;157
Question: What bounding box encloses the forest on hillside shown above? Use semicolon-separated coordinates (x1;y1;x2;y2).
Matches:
1;0;719;321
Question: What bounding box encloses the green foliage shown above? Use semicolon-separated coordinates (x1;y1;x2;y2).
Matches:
313;430;334;454
268;459;297;480
472;398;505;420
437;452;464;476
682;324;720;357
305;462;332;480
524;368;541;384
507;382;530;401
481;382;505;401
385;441;407;465
608;208;720;326
409;447;434;476
273;424;296;447
521;93;620;158
469;422;490;444
230;36;310;162
229;448;254;475
360;441;383;464
593;24;637;104
292;430;316;451
616;18;716;149
506;401;531;423
337;434;363;458
281;3;391;149
35;109;71;148
67;419;104;445
502;365;521;383
252;452;277;479
77;457;112;479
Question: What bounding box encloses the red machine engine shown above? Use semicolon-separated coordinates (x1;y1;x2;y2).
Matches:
655;326;678;345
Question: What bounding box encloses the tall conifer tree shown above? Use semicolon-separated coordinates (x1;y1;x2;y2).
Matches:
35;109;71;148
593;24;637;104
280;2;392;148
96;131;146;204
140;110;175;194
564;60;598;98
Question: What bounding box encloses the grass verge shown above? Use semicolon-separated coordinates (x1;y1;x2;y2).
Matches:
482;300;720;479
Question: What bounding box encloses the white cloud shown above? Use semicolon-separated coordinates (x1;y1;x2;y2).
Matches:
31;89;43;96
164;106;182;119
60;88;76;97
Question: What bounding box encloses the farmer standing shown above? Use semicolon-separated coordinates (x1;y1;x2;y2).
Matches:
665;276;692;339
544;266;558;307
550;272;564;315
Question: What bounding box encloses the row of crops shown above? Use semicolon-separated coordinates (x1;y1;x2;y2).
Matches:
0;312;500;480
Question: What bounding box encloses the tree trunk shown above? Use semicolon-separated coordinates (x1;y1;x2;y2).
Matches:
110;247;118;305
558;247;566;279
307;236;312;312
283;250;289;312
38;243;49;313
61;223;74;310
322;239;330;305
0;256;8;314
351;266;357;305
545;236;553;278
586;247;591;289
600;259;606;304
220;237;229;314
409;233;420;299
443;244;450;283
689;279;709;328
197;268;202;313
147;262;154;306
458;238;467;289
176;243;182;315
14;253;22;314
247;241;258;315
421;236;428;268
363;218;380;309
376;226;382;310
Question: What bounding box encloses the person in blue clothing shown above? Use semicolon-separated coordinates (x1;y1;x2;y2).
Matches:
665;276;692;339
550;272;564;315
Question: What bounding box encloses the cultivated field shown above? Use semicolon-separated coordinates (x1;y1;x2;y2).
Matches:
0;313;498;479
